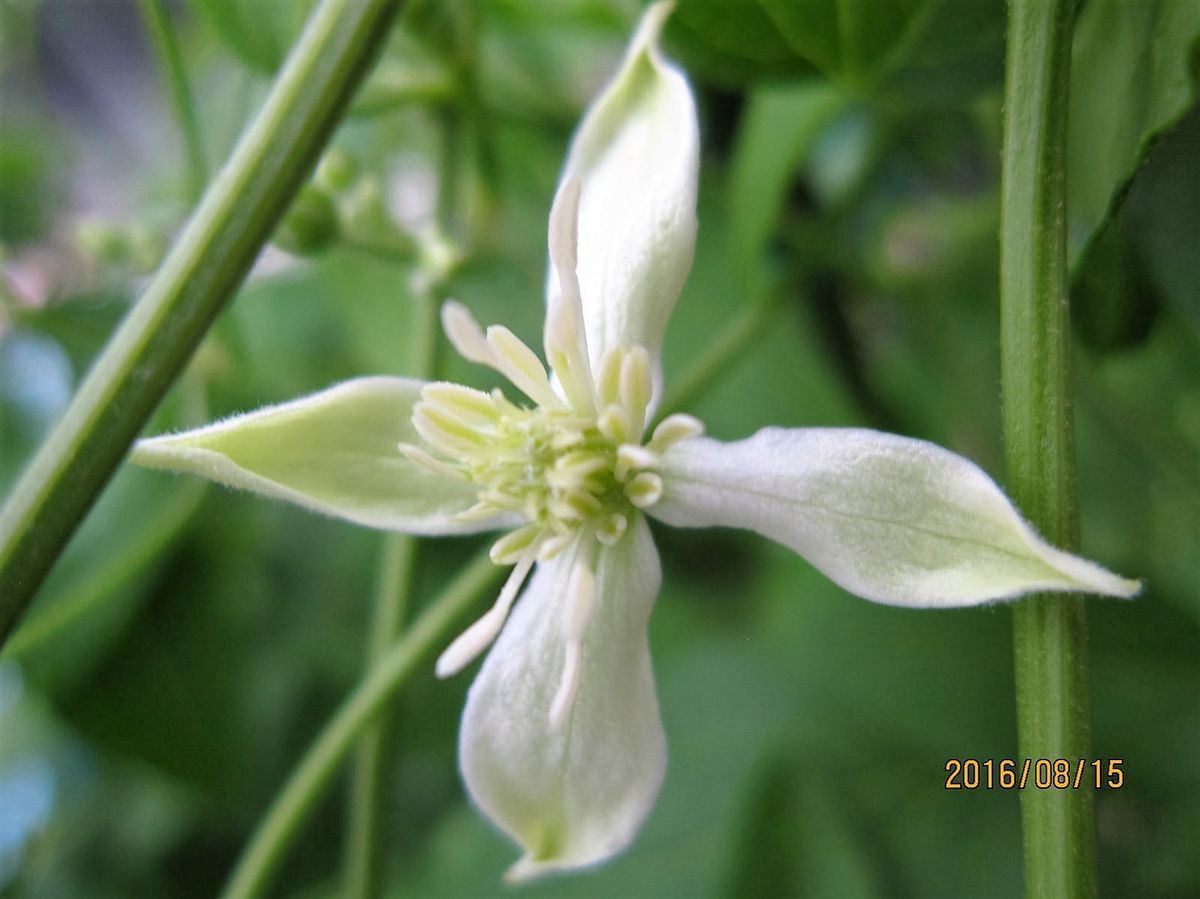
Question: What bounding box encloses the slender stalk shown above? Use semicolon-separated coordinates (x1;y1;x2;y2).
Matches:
343;534;417;899
137;0;209;199
0;0;406;647
221;548;501;899
1000;1;1094;897
343;280;443;899
657;295;780;422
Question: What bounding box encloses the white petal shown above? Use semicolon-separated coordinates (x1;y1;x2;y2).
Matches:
459;517;665;880
652;428;1140;606
131;377;508;534
552;0;699;397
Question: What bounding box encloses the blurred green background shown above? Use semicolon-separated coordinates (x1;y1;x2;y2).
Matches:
1;0;1198;896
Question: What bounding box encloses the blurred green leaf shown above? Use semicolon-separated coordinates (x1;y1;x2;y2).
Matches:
3;468;204;696
193;0;316;73
728;82;846;288
1124;104;1200;330
669;0;1004;102
0;128;54;244
1067;0;1200;265
1072;217;1161;353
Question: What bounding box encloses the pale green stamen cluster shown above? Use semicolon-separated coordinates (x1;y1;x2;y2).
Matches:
401;307;701;567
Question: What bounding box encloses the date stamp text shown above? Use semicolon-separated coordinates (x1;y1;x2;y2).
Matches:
944;758;1124;790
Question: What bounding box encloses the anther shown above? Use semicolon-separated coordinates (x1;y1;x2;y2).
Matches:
596;347;624;409
619;346;652;437
615;444;659;481
412;404;489;456
421;383;502;425
648;413;704;452
490;523;543;564
397;442;468;480
598;405;631;444
597;512;627;545
441;301;495;366
625;471;664;508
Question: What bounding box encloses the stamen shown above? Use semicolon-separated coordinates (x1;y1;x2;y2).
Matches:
563;490;604;518
479;489;529;511
397;442;468;480
435;557;534;678
598;405;631;444
485;326;563;409
619;346;652;437
549;549;596;727
625;471;664;508
544;176;596;416
554;451;608;478
454;500;504;522
648;413;704;452
595;347;624;409
597;512;627;545
412;404;489;456
421;383;502;425
537;531;574;560
441;301;495;366
615;444;659;481
490;523;543;564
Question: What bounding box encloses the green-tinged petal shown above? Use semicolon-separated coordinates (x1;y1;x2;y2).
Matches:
554;0;698;389
459;516;665;880
652;428;1139;606
131;377;506;534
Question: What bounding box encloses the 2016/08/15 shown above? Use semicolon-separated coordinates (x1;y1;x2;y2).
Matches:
944;758;1125;790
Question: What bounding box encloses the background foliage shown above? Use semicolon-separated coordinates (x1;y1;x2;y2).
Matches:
1;0;1198;896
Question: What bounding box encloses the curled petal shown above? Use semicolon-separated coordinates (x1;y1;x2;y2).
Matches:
131;377;508;534
459;517;665;880
652;428;1140;606
552;0;699;402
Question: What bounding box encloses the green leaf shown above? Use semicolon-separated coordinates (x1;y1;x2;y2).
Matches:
194;0;316;74
1067;0;1200;266
131;377;493;534
668;0;1005;101
1;469;204;694
728;82;846;289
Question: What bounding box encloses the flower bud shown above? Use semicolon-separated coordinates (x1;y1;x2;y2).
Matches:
274;186;339;256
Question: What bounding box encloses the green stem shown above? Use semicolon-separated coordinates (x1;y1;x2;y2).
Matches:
221;548;501;899
343;275;443;899
657;295;780;422
137;0;209;200
343;534;417;899
1000;1;1094;897
0;0;405;648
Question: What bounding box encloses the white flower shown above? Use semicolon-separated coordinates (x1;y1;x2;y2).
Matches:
132;1;1139;881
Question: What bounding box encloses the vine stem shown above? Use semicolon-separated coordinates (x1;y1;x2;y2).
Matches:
0;0;405;646
342;534;417;899
1000;1;1095;896
137;0;209;200
221;549;502;899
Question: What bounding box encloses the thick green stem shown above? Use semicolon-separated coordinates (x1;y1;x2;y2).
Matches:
221;549;501;899
0;0;405;647
137;0;209;200
1000;1;1095;897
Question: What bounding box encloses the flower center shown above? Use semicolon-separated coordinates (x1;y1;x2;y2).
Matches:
405;354;676;563
398;302;702;566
